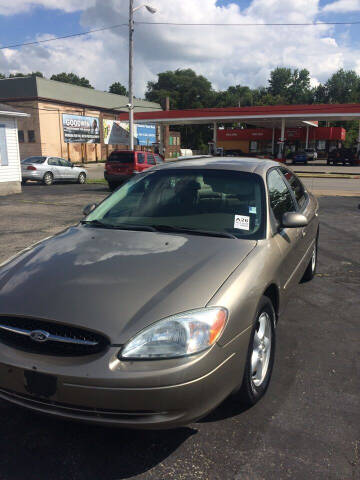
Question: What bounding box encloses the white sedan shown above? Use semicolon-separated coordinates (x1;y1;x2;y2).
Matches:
21;156;88;186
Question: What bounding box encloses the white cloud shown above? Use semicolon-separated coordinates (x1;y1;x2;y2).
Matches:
0;0;95;16
323;0;360;13
1;0;360;95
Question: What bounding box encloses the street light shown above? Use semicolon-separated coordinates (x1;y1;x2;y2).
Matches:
128;1;156;150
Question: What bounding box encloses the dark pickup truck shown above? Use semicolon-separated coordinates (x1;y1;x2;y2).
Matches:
327;148;358;166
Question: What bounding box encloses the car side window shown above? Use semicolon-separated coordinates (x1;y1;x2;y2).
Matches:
267;169;296;223
137;153;146;164
147;154;156;165
59;158;72;167
279;167;306;208
48;158;59;166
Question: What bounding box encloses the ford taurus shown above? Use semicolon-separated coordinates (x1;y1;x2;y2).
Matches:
0;157;319;429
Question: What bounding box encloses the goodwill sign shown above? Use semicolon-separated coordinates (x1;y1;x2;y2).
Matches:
63;114;100;143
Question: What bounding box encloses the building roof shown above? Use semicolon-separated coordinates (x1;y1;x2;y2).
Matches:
118;103;360;128
0;102;29;117
0;76;161;114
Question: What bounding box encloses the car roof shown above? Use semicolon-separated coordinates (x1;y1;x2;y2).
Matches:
151;156;279;177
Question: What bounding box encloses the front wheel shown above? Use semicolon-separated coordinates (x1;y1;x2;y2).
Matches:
78;172;86;184
302;240;318;282
43;172;53;186
237;296;276;407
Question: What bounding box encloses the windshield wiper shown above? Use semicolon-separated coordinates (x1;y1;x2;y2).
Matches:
81;219;113;229
81;220;156;232
151;224;236;239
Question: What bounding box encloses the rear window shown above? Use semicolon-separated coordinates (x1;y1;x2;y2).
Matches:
22;157;46;164
108;152;134;164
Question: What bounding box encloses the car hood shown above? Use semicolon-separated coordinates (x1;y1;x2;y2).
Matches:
0;226;256;343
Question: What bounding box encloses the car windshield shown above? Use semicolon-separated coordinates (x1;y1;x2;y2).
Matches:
22;157;46;164
85;169;266;239
108;152;134;163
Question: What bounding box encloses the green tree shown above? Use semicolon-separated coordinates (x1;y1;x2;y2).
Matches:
325;69;360;103
287;69;312;103
8;71;44;78
50;72;94;89
146;69;216;148
215;85;254;107
146;69;215;109
268;67;293;98
109;82;128;96
0;73;5;79
268;67;311;104
313;84;328;104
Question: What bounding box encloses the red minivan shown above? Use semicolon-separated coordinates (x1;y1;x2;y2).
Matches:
104;150;164;191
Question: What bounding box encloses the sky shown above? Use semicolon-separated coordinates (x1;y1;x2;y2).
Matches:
0;0;360;96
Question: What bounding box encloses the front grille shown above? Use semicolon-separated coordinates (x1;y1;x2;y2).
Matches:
0;316;109;356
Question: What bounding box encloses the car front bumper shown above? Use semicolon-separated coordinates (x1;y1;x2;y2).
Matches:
0;332;250;429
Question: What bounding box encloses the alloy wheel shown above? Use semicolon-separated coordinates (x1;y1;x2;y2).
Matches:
311;245;317;273
44;173;53;185
251;312;272;387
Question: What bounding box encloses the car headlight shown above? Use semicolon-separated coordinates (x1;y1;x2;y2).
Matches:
120;307;228;360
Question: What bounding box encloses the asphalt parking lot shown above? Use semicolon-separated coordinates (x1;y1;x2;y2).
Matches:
0;184;359;480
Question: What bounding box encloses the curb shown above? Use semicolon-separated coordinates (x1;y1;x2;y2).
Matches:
297;173;360;179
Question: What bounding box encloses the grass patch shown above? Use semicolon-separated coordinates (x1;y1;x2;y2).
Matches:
87;179;107;185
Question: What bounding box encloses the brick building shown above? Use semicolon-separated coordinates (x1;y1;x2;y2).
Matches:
0;76;161;163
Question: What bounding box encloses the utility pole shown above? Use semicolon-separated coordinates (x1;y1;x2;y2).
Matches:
128;0;135;150
128;2;156;151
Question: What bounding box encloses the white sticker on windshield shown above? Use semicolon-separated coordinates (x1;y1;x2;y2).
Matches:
249;206;257;214
234;215;250;231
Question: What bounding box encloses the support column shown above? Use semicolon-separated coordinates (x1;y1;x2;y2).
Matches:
159;125;164;156
305;125;309;149
357;120;360;153
213;122;217;154
277;118;286;162
271;127;275;156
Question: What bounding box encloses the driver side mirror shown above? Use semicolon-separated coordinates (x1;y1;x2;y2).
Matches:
83;203;97;216
281;212;308;228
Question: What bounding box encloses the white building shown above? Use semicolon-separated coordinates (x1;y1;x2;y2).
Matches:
0;104;29;195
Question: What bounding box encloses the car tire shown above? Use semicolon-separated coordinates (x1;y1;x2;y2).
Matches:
108;182;118;191
21;179;27;185
237;296;276;408
43;172;53;186
302;237;318;282
78;173;86;184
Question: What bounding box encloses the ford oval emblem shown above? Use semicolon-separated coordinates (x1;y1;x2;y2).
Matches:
29;330;50;343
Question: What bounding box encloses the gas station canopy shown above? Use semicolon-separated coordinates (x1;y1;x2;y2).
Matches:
118;103;360;128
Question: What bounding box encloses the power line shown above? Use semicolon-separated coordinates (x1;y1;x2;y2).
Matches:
137;20;360;26
0;24;127;50
1;19;360;51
